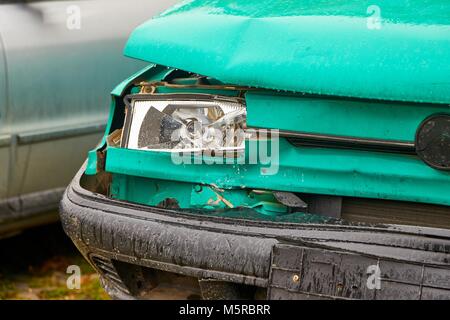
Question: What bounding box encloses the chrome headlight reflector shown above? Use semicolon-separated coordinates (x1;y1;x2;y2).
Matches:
121;95;246;154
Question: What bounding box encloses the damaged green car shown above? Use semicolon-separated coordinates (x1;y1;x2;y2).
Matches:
60;0;450;300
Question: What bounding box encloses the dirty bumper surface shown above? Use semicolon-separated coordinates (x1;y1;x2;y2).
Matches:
60;167;450;300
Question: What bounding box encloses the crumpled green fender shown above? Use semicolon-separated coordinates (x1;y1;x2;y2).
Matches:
85;64;176;175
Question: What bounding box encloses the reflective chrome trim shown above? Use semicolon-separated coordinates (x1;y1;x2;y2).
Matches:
277;130;416;154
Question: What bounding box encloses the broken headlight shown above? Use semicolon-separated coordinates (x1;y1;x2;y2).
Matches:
121;94;246;154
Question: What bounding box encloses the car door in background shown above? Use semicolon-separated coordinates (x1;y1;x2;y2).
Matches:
0;0;178;236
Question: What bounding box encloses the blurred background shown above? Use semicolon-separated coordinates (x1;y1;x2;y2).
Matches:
0;223;109;300
0;0;178;299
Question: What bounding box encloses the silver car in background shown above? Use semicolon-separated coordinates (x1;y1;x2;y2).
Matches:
0;0;177;237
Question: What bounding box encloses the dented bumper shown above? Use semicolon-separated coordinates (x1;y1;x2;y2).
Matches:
60;165;450;300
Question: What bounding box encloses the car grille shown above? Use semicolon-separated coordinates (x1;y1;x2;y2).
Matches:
342;197;450;229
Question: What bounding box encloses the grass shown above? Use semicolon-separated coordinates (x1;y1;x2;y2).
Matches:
0;223;110;300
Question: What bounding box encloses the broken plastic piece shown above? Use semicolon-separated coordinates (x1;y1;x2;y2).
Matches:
106;129;123;147
273;192;308;210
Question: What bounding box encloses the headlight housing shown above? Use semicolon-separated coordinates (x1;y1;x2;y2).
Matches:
121;94;246;154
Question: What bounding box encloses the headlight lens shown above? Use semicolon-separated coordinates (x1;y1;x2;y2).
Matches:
121;95;246;154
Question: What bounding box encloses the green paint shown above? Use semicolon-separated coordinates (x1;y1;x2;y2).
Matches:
111;174;289;216
111;170;332;223
87;0;450;212
85;65;179;175
125;0;450;104
105;137;450;206
246;92;450;142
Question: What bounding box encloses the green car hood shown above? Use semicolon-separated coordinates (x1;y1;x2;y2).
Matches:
124;0;450;104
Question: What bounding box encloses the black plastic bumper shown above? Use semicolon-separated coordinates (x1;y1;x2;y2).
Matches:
60;165;450;300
